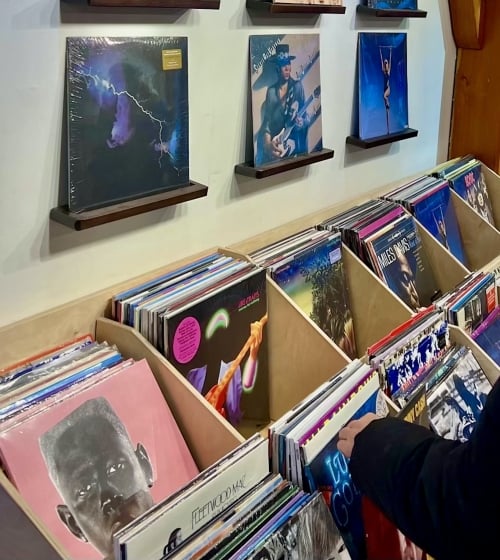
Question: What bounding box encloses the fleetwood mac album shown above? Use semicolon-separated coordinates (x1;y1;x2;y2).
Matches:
66;37;189;212
249;34;323;167
357;33;409;140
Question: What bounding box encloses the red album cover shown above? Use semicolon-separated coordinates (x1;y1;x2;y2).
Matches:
0;358;198;560
362;496;427;560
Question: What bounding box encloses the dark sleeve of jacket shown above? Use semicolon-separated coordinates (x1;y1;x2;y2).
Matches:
349;379;500;560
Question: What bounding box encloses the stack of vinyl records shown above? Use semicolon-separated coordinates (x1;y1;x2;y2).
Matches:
434;270;498;334
319;200;440;312
430;154;496;226
368;308;450;407
249;228;357;359
381;175;468;266
114;433;344;560
368;307;493;443
0;335;199;560
268;359;388;559
112;252;270;428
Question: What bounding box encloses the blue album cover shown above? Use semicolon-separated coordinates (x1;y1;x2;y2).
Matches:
358;33;409;140
412;184;467;266
472;308;500;365
363;0;418;9
67;37;189;212
249;34;323;167
369;216;438;311
386;320;449;397
303;389;380;560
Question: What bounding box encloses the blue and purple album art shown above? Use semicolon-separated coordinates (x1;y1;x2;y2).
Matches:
365;0;417;9
67;37;189;212
412;185;467;266
358;33;409;140
249;34;323;167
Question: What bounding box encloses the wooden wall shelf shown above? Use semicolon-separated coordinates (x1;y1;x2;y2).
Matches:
87;0;220;8
50;181;208;231
356;5;427;18
246;0;346;15
235;148;334;179
346;128;418;149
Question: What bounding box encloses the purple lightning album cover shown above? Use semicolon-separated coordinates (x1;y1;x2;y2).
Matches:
66;37;189;212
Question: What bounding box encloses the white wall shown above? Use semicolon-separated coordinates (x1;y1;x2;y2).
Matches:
0;0;455;328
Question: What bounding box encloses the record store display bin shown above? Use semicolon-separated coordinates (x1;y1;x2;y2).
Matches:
0;161;499;560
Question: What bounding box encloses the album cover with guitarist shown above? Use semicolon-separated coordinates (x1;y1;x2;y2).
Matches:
249;34;323;167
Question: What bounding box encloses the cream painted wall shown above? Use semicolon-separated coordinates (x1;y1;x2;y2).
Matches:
0;0;455;328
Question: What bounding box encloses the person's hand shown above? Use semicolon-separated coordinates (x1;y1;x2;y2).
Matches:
337;413;380;458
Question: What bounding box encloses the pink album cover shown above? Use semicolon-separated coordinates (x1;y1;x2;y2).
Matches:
0;358;199;560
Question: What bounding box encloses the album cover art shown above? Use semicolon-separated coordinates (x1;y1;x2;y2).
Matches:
412;183;467;266
472;307;500;366
303;387;380;560
362;0;418;8
0;359;198;560
368;216;439;311
272;236;357;359
249;34;323;167
358;33;409;140
427;349;492;442
165;269;269;427
449;162;496;225
67;37;189;212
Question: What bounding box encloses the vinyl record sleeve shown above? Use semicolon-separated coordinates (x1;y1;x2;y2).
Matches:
0;358;198;560
249;34;323;167
358;33;409;140
363;0;417;8
67;36;189;212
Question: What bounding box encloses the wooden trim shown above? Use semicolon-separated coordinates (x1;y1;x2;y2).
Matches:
95;318;244;469
449;0;485;49
234;149;334;179
50;182;208;231
450;190;500;271
88;0;220;7
356;5;427;18
346;128;418;149
246;0;346;15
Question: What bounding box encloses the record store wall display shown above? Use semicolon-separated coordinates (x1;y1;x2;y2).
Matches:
357;32;410;140
249;34;323;168
66;37;189;213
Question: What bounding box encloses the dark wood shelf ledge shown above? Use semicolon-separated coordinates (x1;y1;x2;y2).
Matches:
246;0;346;15
356;5;427;18
88;0;220;8
235;148;334;179
346;128;418;149
50;181;208;231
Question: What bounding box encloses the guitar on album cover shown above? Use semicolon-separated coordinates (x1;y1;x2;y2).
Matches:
272;86;321;159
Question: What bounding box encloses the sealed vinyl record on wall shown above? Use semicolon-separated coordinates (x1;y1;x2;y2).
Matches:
249;34;323;168
66;37;189;213
357;32;409;140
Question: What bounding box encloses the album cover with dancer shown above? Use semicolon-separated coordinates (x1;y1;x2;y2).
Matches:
249;34;323;167
357;32;409;140
67;37;189;212
412;183;467;267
